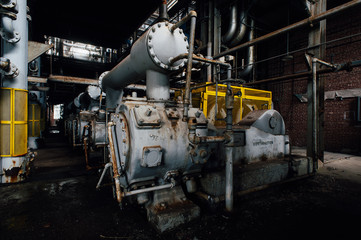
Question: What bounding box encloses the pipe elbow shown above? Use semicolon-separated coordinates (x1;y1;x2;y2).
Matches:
0;15;20;43
189;10;197;18
222;4;238;43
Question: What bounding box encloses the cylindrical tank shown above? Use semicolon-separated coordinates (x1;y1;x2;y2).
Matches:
101;21;188;91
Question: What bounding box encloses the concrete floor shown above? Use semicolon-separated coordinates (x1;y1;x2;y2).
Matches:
1;135;360;240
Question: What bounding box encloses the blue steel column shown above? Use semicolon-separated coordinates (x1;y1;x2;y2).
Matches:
1;0;29;183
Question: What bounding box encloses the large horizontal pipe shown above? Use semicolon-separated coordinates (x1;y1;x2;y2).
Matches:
214;0;361;59
48;75;98;85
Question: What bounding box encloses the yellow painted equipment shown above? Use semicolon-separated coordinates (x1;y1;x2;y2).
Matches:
28;104;41;137
0;88;28;157
177;83;272;126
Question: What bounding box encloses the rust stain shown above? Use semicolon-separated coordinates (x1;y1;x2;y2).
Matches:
4;167;21;183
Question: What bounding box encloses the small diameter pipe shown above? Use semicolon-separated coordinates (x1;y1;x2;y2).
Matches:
123;183;173;197
170;10;197;33
182;11;197;121
96;162;113;189
107;122;123;204
312;59;318;173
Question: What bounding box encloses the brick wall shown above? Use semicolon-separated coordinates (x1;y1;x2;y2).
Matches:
259;4;361;154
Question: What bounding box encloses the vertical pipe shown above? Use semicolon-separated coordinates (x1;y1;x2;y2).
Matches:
225;144;233;211
312;59;318;172
159;0;169;21
239;19;255;78
183;12;197;121
206;42;212;82
146;70;169;101
225;69;234;212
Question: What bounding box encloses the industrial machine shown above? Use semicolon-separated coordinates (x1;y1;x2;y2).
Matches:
64;85;107;168
97;10;309;232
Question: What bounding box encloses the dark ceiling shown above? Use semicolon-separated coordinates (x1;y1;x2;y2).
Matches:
28;0;160;49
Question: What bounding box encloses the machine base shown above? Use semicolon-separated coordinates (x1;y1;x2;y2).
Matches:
199;156;311;200
145;186;200;233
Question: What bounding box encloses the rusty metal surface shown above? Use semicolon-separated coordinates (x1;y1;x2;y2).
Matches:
48;75;98;85
28;76;48;83
107;121;123;203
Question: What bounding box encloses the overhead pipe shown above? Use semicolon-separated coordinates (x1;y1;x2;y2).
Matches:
229;3;248;47
222;3;238;43
238;19;254;78
214;0;361;59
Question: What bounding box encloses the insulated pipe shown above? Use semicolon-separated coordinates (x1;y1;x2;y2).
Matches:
214;0;361;59
238;19;254;78
222;3;238;43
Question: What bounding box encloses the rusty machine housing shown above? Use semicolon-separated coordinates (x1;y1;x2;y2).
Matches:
98;11;309;232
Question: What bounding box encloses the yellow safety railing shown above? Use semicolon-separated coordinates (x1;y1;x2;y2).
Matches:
0;88;28;157
176;83;272;126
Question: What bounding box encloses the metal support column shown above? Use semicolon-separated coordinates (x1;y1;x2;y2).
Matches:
0;0;29;183
307;0;327;172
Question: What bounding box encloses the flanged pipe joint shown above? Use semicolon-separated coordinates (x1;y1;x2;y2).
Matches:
101;17;192;108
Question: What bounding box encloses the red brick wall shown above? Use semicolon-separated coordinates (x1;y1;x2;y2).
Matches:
260;4;361;153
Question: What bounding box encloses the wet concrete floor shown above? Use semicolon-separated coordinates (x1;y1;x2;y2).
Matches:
1;134;361;240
